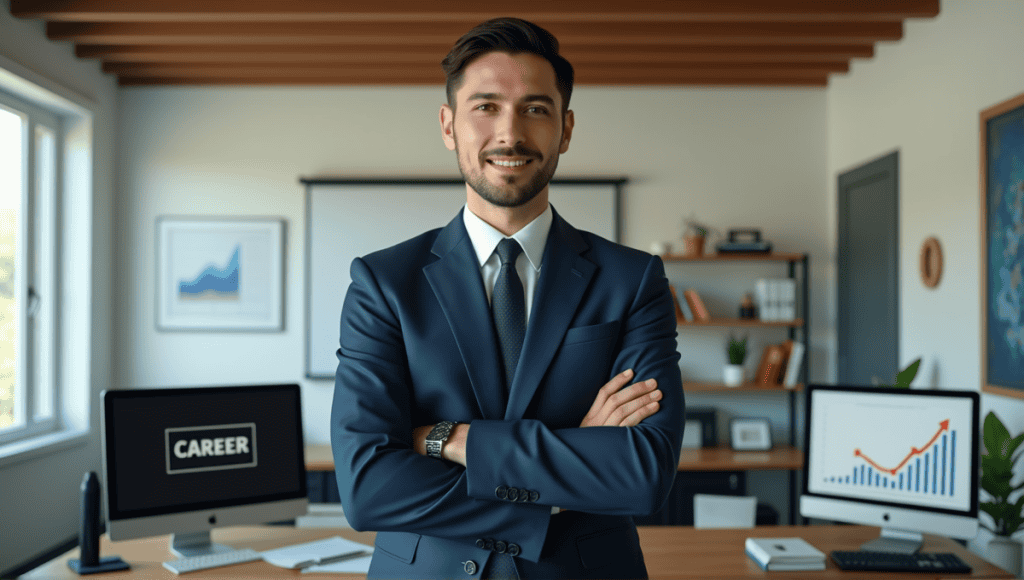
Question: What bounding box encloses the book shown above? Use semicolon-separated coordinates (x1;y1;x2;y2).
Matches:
754;344;785;385
754;279;773;321
261;536;372;569
683;289;711;322
778;278;797;321
669;285;693;322
744;537;825;571
776;339;795;385
782;341;805;387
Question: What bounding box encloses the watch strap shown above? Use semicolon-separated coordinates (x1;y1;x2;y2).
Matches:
425;420;457;459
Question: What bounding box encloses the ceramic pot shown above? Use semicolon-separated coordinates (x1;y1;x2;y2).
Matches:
723;364;744;387
683;235;705;257
987;535;1023;577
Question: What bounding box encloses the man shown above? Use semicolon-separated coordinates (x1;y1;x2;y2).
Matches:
332;17;683;579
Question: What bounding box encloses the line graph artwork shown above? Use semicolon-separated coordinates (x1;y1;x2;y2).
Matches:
824;419;956;496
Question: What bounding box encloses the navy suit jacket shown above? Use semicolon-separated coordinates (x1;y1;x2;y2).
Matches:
331;207;684;579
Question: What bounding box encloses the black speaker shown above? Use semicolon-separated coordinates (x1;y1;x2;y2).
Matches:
67;472;130;575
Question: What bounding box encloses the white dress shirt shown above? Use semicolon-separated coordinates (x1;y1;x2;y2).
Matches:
462;204;553;326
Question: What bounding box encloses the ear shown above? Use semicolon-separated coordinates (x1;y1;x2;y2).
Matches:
440;104;456;151
559;109;574;154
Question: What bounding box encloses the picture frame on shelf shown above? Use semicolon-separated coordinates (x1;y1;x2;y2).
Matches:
681;408;717;449
730;417;772;451
156;217;285;331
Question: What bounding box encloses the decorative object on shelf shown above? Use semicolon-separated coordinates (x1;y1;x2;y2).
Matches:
682;216;713;257
649;241;671;256
738;293;756;319
683;289;711;322
980;410;1024;577
781;341;805;388
669;285;693;322
730;417;772;451
156;217;285;331
919;237;943;288
754;344;785;384
716;228;772;254
682;407;717;449
754;278;796;322
981;91;1024;399
724;334;748;387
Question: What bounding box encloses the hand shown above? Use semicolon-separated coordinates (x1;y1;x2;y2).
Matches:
412;423;469;467
580;369;662;428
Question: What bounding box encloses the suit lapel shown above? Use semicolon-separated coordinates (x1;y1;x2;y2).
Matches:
505;210;596;420
423;210;506;420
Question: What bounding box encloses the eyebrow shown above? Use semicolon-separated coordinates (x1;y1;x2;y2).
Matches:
466;93;557;106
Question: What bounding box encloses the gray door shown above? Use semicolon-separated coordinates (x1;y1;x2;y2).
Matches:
837;152;898;386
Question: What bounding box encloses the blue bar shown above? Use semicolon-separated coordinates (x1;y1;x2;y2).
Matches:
853;466;857;484
942;434;947;495
924;453;929;493
883;476;888;487
916;458;921;492
860;465;865;485
845;475;850;484
876;473;880;486
900;473;904;490
933;444;938;494
950;433;955;493
868;467;874;486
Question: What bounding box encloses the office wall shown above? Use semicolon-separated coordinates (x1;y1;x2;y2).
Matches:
116;86;828;449
826;0;1024;547
0;0;118;572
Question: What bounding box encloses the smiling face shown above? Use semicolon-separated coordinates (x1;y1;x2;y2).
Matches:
440;51;574;215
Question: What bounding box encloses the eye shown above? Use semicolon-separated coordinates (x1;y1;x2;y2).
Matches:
526;105;549;115
474;103;496;112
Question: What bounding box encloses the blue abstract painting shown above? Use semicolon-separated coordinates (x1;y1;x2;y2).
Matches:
178;245;240;300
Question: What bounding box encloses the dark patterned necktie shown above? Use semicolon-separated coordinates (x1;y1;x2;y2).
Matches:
492;238;526;401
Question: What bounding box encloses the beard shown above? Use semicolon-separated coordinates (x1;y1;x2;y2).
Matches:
455;138;561;209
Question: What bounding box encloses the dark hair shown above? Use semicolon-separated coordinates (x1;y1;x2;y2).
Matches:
441;17;574;113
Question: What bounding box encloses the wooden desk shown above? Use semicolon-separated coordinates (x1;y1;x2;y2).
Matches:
22;525;1011;579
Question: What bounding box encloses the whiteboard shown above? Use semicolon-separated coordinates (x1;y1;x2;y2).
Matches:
303;178;624;378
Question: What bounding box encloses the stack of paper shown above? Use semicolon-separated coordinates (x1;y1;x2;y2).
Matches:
745;537;825;571
261;536;373;572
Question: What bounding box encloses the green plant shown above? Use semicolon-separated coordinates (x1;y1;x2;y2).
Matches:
684;218;710;238
727;335;748;365
879;357;922;388
980;411;1024;536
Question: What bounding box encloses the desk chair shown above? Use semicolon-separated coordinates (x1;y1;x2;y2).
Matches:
693;494;757;529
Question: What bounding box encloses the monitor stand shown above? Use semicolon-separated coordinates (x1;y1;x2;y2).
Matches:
860;528;923;554
170;531;235;558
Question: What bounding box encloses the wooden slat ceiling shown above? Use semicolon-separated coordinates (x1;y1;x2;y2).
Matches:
10;0;940;88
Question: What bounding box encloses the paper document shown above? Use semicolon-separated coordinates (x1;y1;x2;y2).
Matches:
303;552;374;574
261;536;372;569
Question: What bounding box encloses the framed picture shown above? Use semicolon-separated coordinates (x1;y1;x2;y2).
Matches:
157;217;285;331
981;92;1024;398
682;407;717;449
730;417;772;451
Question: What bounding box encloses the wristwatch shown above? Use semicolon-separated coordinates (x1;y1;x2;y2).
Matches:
425;421;458;459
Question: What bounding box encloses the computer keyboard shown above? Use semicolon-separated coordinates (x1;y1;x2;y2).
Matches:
162;548;263;574
830;550;972;573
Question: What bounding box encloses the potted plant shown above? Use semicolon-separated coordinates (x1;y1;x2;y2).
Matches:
683;217;711;257
724;334;747;386
980;411;1024;576
879;357;922;388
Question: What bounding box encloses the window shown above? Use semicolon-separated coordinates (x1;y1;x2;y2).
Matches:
0;89;60;445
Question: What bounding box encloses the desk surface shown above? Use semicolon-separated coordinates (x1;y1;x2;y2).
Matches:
22;525;1011;579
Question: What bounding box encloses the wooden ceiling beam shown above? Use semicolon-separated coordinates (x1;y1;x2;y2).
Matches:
48;21;902;45
78;43;874;64
12;0;939;23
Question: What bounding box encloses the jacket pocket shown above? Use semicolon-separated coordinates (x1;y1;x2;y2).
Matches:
563;321;620;345
374;531;420;564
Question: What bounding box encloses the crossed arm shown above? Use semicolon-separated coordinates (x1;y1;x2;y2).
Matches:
412;369;663;465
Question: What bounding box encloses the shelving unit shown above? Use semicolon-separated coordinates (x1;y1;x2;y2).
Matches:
665;251;809;524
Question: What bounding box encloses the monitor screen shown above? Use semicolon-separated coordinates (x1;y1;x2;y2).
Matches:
801;385;979;552
101;384;308;555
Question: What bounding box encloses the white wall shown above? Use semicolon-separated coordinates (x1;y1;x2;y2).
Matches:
0;0;117;572
826;0;1024;550
117;86;828;449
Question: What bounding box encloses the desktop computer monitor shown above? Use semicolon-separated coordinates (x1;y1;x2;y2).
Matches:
801;385;979;554
101;383;308;557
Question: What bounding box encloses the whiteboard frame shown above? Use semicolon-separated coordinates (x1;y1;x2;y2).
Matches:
301;177;626;379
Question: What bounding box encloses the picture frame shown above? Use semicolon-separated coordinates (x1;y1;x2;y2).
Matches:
730;417;772;451
682;407;717;449
981;91;1024;398
157;217;285;331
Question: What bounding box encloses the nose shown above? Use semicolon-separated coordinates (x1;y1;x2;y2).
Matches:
495;109;524;146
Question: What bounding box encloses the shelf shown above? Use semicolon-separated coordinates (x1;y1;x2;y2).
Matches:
662;252;805;262
676;317;803;328
684;381;803;393
677;445;803;471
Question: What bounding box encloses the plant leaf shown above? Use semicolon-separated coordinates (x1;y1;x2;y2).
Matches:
894;358;921;387
985;412;1012;458
1005;432;1024;460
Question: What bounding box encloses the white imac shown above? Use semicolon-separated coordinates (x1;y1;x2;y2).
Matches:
101;384;309;557
801;385;979;554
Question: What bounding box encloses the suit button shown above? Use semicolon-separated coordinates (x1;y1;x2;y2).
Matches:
495;485;508;500
508;543;521;557
476;538;486;549
484;539;494;550
506;487;519;501
494;540;507;553
463;560;478;575
528;490;540;502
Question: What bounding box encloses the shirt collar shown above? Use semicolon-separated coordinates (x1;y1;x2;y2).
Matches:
463;204;552;272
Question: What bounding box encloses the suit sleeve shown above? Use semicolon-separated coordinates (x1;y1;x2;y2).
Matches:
464;254;684;515
331;257;553;562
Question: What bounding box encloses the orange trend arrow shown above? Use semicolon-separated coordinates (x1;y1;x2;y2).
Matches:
853;420;950;476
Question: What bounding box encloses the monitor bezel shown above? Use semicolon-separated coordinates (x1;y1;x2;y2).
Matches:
101;383;308;523
801;384;980;519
